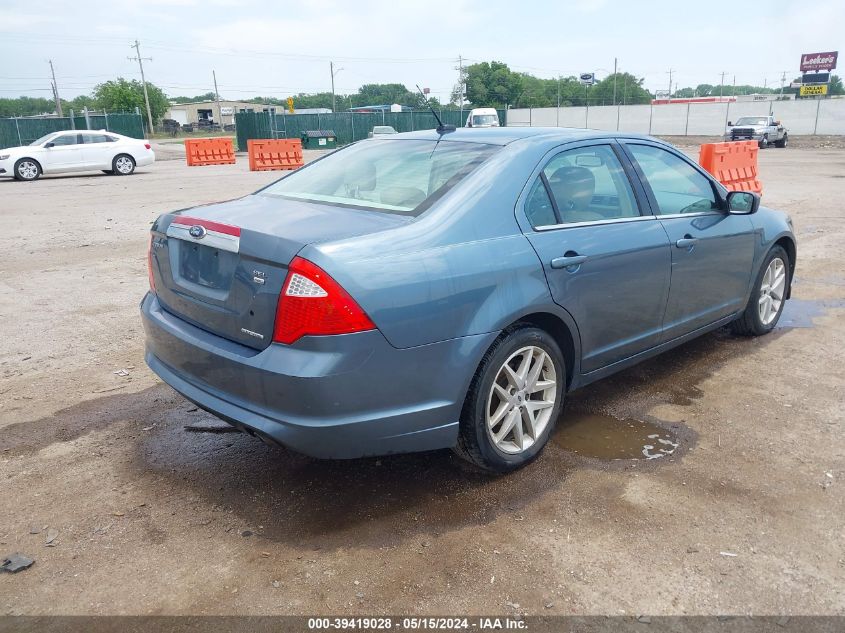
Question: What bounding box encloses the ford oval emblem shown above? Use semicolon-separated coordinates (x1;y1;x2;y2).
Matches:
189;225;207;239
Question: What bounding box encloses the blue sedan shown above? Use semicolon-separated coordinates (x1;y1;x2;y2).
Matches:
141;128;795;472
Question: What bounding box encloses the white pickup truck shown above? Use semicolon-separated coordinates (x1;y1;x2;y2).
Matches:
724;115;788;148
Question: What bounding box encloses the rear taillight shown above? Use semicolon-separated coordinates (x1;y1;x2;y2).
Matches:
273;256;375;345
144;143;151;150
147;234;156;293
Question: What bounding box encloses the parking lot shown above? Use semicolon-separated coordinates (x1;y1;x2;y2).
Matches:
1;141;843;616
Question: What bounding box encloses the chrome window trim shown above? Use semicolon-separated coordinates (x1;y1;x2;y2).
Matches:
534;214;657;232
533;209;725;232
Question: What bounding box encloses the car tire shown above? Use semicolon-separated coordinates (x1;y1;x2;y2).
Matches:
731;245;790;336
775;133;788;148
112;154;136;176
13;158;41;181
758;135;769;149
454;325;565;473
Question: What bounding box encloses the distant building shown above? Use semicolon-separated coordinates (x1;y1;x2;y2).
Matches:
165;101;333;126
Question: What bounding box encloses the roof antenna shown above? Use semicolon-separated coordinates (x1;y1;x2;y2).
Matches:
416;84;455;134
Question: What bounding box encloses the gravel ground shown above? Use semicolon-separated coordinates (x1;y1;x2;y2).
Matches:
0;144;843;616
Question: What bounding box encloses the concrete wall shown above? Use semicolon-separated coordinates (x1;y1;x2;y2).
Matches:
506;98;845;135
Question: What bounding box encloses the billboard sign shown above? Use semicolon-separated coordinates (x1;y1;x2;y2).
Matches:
800;84;828;97
579;73;595;85
800;51;838;72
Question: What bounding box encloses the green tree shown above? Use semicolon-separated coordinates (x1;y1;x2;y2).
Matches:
588;73;652;105
93;78;169;122
170;92;217;104
829;74;844;95
463;61;524;109
0;96;56;117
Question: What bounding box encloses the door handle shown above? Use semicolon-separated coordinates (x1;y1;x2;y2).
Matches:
675;235;698;249
551;254;588;269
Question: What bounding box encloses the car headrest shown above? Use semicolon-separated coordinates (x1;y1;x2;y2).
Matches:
343;160;377;192
548;166;595;212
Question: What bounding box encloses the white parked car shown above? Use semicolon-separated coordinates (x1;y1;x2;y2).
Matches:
368;125;398;138
0;130;155;181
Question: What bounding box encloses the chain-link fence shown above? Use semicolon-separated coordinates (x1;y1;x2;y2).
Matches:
0;111;145;147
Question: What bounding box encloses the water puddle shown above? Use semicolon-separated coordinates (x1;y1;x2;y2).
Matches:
777;298;845;329
553;413;680;461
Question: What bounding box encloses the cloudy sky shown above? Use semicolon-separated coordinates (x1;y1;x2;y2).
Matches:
0;0;842;103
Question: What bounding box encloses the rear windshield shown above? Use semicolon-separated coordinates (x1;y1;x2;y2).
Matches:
260;139;499;216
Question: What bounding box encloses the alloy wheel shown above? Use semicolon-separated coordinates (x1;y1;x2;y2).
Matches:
485;345;557;455
115;156;134;174
758;257;786;325
17;161;38;180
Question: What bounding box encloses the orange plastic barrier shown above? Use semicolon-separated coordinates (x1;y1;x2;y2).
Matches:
185;137;236;166
698;141;762;194
247;139;304;171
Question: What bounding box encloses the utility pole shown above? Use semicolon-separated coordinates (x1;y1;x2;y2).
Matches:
779;71;787;98
612;57;618;106
719;71;726;100
49;59;62;116
329;62;343;113
556;75;561;127
213;70;223;129
667;68;673;97
330;62;336;113
458;55;464;123
129;40;154;134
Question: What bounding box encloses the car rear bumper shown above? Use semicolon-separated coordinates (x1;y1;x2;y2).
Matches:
141;293;496;458
137;152;155;167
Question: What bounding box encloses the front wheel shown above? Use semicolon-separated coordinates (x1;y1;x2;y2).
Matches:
112;154;136;176
759;135;769;149
454;326;565;473
14;158;41;181
732;245;790;336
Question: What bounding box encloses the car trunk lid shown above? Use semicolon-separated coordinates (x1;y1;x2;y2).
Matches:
150;193;410;350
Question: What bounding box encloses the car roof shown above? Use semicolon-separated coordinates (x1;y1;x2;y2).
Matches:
390;127;659;147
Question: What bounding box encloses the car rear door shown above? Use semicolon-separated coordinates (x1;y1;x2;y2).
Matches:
620;141;755;340
80;133;115;169
518;140;671;373
39;133;84;172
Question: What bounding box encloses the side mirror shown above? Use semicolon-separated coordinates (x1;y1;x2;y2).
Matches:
727;191;760;215
727;121;733;127
44;142;55;148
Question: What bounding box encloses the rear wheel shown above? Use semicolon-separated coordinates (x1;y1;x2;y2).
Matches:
775;133;788;148
454;326;565;473
13;158;41;181
112;154;135;175
732;245;789;336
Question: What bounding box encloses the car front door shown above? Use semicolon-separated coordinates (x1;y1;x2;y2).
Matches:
39;133;84;172
621;141;755;340
519;141;671;374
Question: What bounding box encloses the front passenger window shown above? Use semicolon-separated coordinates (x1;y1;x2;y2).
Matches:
50;134;79;146
628;144;719;215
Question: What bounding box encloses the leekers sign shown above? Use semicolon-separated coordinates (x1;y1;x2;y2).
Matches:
800;51;838;72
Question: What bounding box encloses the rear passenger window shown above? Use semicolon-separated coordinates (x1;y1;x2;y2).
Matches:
524;144;639;228
81;134;110;144
627;144;719;215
